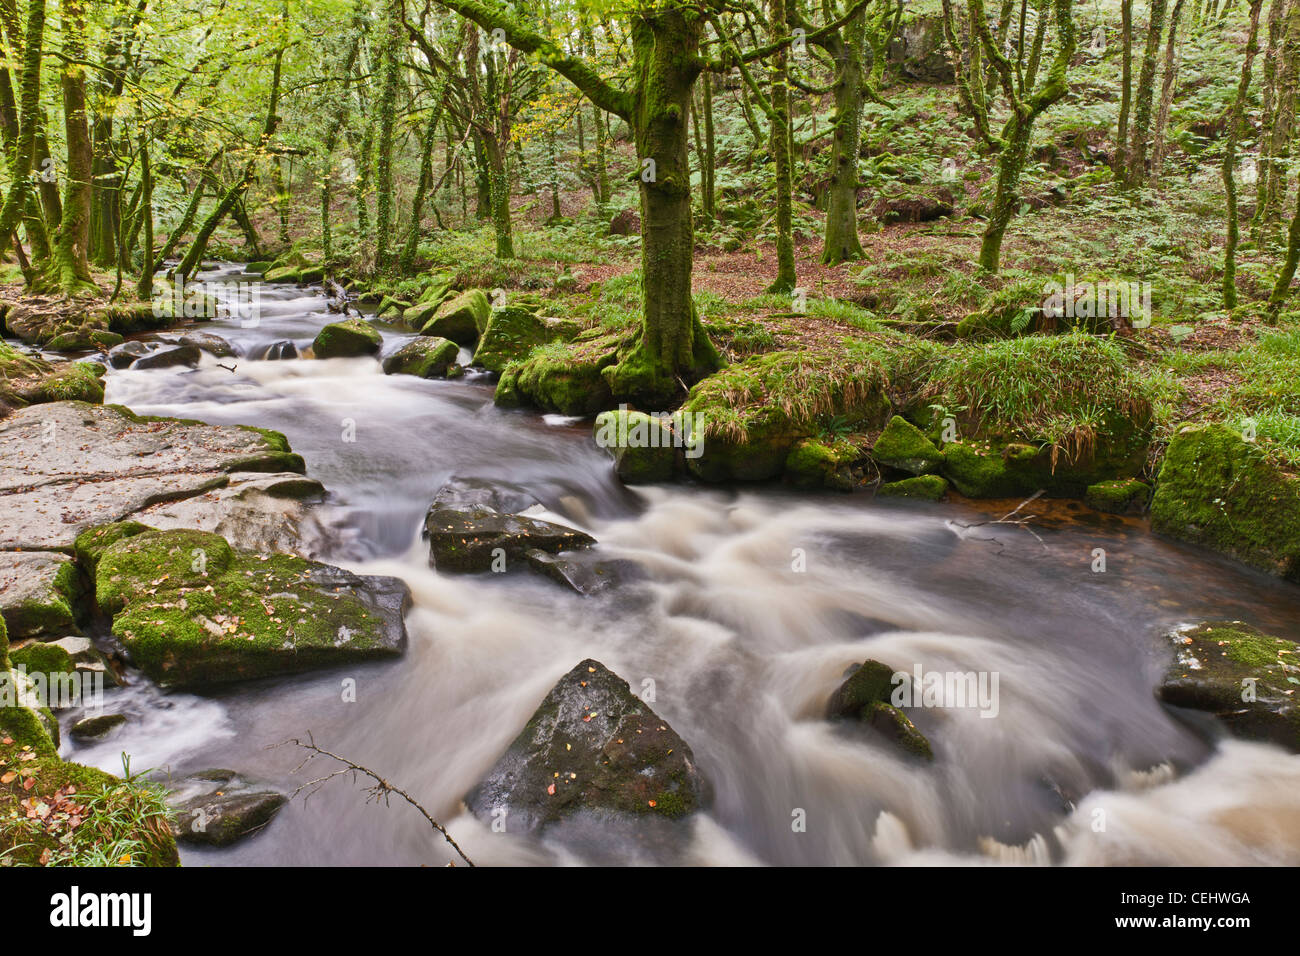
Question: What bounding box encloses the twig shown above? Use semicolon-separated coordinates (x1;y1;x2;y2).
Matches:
276;734;475;867
948;489;1049;550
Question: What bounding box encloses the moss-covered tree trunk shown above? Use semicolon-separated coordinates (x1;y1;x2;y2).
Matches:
137;132;153;300
821;10;867;264
700;70;716;222
1268;178;1300;316
373;0;404;272
766;0;797;292
0;0;44;252
47;0;96;295
1125;0;1168;189
1223;0;1265;309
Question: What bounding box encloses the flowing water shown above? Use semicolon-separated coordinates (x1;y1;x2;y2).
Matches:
57;264;1300;866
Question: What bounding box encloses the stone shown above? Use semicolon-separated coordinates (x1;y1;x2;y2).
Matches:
592;409;681;484
1085;478;1150;514
0;550;80;639
178;331;236;358
382;337;459;378
107;340;152;368
254;340;299;361
871;415;945;475
92;526;410;687
164;769;287;847
465;659;708;832
420;289;491;345
425;505;594;573
312;318;382;358
70;712;127;741
473;307;580;374
522;549;633;595
877;475;949;501
131;344;201;370
429;476;541;514
827;660;933;760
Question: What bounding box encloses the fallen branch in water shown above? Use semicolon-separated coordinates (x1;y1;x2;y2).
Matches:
946;490;1048;551
276;734;475;867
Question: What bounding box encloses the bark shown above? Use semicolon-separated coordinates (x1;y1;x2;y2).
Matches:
820;8;867;264
1114;0;1132;179
374;0;405;271
1222;0;1265;309
0;0;43;254
48;0;96;294
1150;0;1186;180
1125;0;1169;189
766;0;797;292
137;133;153;299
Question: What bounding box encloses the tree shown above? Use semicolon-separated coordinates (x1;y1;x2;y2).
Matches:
1222;0;1265;309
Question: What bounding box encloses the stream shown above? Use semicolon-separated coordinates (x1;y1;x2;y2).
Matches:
54;264;1300;866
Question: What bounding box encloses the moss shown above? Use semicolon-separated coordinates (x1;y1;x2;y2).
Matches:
93;529;402;686
235;425;292;453
9;641;76;680
495;331;619;414
382;337;459;378
1085;478;1151;514
941;442;1036;498
871;415;944;475
73;521;153;572
1150;423;1300;581
312;318;382;358
263;265;302;283
878;475;949;500
865;701;934;760
474;306;580;374
0;666;59;755
593;409;680;483
30;361;105;404
421;288;491;344
784;437;865;491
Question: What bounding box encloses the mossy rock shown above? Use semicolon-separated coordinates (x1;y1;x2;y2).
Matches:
784;437;867;491
494;330;618;415
682;347;890;483
825;660;933;760
871;415;945;475
417;275;453;304
0;665;60;754
382;337;459;378
245;260;274;274
939;442;1037;498
262;265;302;283
376;295;413;319
474;306;580;373
1085;478;1150;514
312;318;383;359
299;266;326;284
91;527;409;687
1150;423;1300;581
45;328;123;351
593;409;682;484
1157;622;1300;752
0;551;82;640
0;733;179;866
421;288;491;345
878;475;949;501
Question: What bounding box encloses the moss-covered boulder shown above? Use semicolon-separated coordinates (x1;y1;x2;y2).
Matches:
1150;423;1300;581
0;342;105;410
312;318;383;358
826;660;933;760
871;415;944;475
421;288;491;344
375;295;412;320
381;337;459;378
262;265;302;283
465;659;709;832
473;307;580;374
0;551;82;639
878;474;949;501
784;437;868;491
682;346;891;483
1157;622;1299;752
1085;478;1150;514
92;527;409;687
941;442;1038;498
495;331;618;415
165;769;287;847
592;408;682;484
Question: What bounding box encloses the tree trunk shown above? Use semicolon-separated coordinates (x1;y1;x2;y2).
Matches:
374;0;404;271
0;0;43;257
1114;0;1133;179
137;133;153;300
48;0;96;295
1222;0;1265;309
766;0;797;292
1125;0;1169;189
821;12;867;265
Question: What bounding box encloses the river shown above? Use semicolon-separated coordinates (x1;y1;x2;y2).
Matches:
58;264;1300;866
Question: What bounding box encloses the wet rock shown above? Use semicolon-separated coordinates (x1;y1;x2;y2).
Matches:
178;331;236;358
0;403;306;551
0;342;104;410
784;437;869;491
0;551;81;639
165;769;287;847
592;409;683;484
107;340;152;368
1150;423;1300;581
70;712;127;741
312;318;382;358
44;635;122;688
92;526;409;687
871;415;944;476
254;340;299;361
465;659;708;832
425;505;594;573
827;660;933;760
522;549;633;595
1085;478;1150;514
419;288;489;344
1157;622;1299;752
382;336;459;378
493;329;618;415
430;476;541;514
132;344;201;370
877;475;949;501
473;307;579;374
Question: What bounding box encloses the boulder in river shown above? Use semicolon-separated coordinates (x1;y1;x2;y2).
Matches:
465;659;708;832
382;336;459;378
1157;621;1299;752
70;712;128;741
311;318;382;358
473;307;579;374
827;660;934;760
107;339;152;368
430;475;541;514
164;769;287;846
0;341;104;410
91;525;409;687
0;550;81;639
522;548;634;596
871;415;944;476
178;331;237;358
424;504;594;573
132;344;201;370
420;288;490;345
255;339;299;361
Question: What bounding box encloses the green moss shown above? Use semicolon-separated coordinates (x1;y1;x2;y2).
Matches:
878;475;949;500
593;408;679;483
872;415;945;475
495;331;618;414
73;521;153;572
31;361;105;404
1150;423;1300;581
312;318;382;358
783;437;864;490
474;306;580;374
421;288;491;344
1085;478;1151;513
941;442;1036;498
382;337;459;378
9;641;75;680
